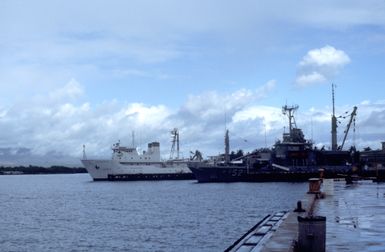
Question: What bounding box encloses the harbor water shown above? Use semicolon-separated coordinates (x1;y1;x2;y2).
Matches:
0;174;306;252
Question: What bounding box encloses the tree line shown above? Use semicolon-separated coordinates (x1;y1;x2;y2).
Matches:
0;165;87;174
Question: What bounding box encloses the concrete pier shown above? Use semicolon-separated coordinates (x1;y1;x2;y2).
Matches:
227;179;385;251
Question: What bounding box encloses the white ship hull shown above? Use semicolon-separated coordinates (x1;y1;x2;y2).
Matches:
81;159;193;181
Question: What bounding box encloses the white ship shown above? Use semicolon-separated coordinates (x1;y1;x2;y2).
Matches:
81;129;194;181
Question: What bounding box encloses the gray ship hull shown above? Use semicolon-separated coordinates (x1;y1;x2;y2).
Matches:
188;163;352;183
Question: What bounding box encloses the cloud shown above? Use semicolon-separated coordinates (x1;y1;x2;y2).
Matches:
299;45;351;67
174;86;265;152
355;101;385;133
1;78;385;167
233;106;283;132
295;72;327;87
295;45;351;87
3;1;382;70
0;80;278;165
1;1;384;111
179;80;276;124
123;103;171;127
182;89;253;120
255;80;276;99
49;78;83;101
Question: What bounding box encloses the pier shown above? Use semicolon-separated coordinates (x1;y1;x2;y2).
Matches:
227;178;385;251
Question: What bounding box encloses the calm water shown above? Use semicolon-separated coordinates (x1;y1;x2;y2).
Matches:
0;174;306;252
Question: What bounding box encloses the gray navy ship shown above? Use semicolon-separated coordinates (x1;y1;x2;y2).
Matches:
188;104;357;182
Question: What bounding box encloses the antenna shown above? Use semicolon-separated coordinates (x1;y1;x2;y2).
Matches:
332;83;336;116
331;83;338;151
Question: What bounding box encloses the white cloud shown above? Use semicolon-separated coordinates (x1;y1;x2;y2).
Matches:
0;81;278;165
183;89;252;119
113;68;148;77
181;80;275;120
360;100;371;105
295;45;351;87
49;78;83;100
1;1;385;166
3;1;381;72
233;106;282;132
1;80;385;166
299;45;351;67
123;103;171;127
295;72;327;87
255;80;276;99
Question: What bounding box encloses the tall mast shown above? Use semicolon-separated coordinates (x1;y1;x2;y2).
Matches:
82;145;87;160
224;129;230;163
177;130;180;159
331;83;338;151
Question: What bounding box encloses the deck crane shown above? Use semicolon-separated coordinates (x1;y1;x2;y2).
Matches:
169;128;180;159
338;106;357;150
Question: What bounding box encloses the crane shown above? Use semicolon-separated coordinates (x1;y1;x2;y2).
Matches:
338;106;357;150
169;128;180;159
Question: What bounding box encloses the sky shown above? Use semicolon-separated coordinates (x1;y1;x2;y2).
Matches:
1;0;385;166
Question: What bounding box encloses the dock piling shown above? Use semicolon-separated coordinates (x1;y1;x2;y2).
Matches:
294;200;305;212
297;216;326;252
308;178;321;194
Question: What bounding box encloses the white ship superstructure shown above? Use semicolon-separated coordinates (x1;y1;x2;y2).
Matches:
81;130;194;181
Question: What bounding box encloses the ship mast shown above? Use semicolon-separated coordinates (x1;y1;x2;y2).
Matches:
170;128;180;159
82;144;87;160
224;129;230;163
331;83;338;151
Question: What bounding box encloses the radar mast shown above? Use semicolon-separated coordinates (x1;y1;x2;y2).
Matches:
331;83;338;151
282;105;298;133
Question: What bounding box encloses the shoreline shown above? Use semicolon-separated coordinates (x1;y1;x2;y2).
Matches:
0;165;87;175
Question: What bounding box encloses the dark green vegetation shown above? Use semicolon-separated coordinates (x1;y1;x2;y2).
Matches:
0;165;86;175
230;150;244;160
